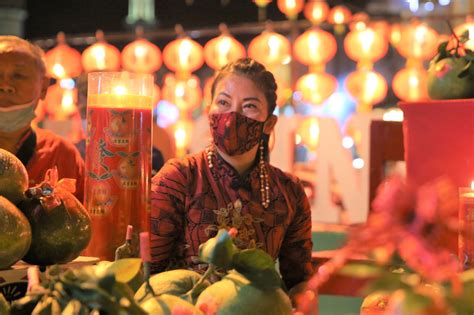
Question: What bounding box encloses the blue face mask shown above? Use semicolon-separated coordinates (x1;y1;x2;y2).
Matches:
0;100;36;132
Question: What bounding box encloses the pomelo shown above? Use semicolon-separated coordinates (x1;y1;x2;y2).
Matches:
195;270;292;315
0;148;28;205
427;57;474;100
0;196;31;269
140;294;203;315
19;187;91;266
135;269;208;303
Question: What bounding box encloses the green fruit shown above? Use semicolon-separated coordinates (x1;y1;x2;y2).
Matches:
19;190;91;266
135;269;208;303
195;271;292;315
0;196;31;269
140;294;203;315
427;57;474;100
0;148;28;205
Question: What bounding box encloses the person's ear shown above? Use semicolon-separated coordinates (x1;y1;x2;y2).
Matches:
263;114;277;134
39;76;50;100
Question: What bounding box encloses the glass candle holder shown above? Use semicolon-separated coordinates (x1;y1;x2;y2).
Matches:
459;182;474;269
84;72;153;260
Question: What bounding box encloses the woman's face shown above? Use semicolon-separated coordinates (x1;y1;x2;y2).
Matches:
208;74;269;122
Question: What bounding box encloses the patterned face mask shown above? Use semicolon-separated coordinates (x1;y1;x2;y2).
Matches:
209;111;265;156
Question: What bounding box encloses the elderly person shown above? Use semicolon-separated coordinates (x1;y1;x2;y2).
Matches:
0;36;84;201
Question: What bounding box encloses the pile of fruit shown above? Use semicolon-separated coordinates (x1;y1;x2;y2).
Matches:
5;229;293;315
0;148;91;269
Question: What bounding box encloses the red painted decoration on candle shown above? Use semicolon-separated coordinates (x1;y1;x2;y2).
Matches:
140;232;151;262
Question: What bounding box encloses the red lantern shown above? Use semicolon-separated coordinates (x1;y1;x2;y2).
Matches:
304;0;329;25
344;27;388;64
396;22;439;61
277;0;304;20
45;32;82;79
152;84;161;108
349;12;369;31
122;38;162;74
44;82;78;120
370;20;391;41
297;116;320;150
204;30;246;70
328;5;352;25
82;31;121;72
248;31;291;67
296;72;337;105
161;73;202;113
454;20;474;51
163;37;204;76
274;74;291;107
345;69;387;111
390;23;402;47
293;27;337;66
392;66;429;102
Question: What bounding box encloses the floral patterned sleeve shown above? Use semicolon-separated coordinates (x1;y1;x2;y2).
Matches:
278;179;313;290
150;159;187;273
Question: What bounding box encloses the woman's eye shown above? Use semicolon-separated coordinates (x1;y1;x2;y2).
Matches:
12;73;27;79
243;103;257;109
217;99;229;106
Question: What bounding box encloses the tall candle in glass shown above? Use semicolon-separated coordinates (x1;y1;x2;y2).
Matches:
459;181;474;269
84;72;153;260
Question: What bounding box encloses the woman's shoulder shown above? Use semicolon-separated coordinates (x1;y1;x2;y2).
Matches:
267;164;303;186
152;150;206;180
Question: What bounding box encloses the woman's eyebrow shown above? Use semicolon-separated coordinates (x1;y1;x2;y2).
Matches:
243;97;261;102
218;92;231;98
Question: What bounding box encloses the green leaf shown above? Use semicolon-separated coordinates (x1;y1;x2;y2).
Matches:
365;272;411;294
112;282;148;315
231;249;282;290
10;295;42;315
62;300;89;315
460;269;474;283
106;258;143;284
98;272;116;291
460;30;470;43
400;291;433;314
198;229;237;269
338;263;382;278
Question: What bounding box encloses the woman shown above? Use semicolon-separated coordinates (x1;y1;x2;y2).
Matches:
150;58;313;291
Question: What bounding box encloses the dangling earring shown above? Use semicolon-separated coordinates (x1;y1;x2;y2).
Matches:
259;140;270;208
206;138;214;169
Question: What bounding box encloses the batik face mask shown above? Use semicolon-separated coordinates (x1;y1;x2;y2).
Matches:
209;111;265;156
0;100;37;132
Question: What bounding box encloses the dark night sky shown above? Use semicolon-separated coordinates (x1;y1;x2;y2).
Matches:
24;0;369;40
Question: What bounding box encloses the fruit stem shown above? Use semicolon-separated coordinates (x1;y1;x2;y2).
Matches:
143;261;156;299
447;21;461;58
185;264;215;299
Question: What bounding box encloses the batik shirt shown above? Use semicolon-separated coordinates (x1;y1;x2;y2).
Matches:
150;149;313;290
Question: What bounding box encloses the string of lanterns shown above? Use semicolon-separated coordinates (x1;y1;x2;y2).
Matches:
39;0;473;154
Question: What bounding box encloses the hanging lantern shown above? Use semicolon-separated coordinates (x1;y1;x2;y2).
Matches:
293;27;337;67
454;20;474;51
274;74;291;107
396;22;439;61
204;24;246;70
122;38;162;74
253;0;272;6
304;0;329;25
328;5;352;33
297;116;320;150
390;23;402;47
171;119;194;157
345;69;387;111
392;66;429;102
44;80;78;120
163;36;204;76
203;76;214;105
248;29;291;67
82;30;121;72
161;73;202;113
295;72;337;105
344;27;388;65
277;0;304;20
349;12;369;31
370;20;391;41
45;32;82;79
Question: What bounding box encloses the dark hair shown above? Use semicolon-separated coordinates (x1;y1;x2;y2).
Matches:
210;58;278;118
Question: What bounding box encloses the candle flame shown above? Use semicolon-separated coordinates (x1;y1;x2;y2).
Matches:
52;63;66;78
113;85;128;95
471;181;474;190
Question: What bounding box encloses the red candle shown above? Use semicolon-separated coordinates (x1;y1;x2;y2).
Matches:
140;232;151;262
84;72;153;260
27;266;40;292
459;181;474;269
126;225;133;241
